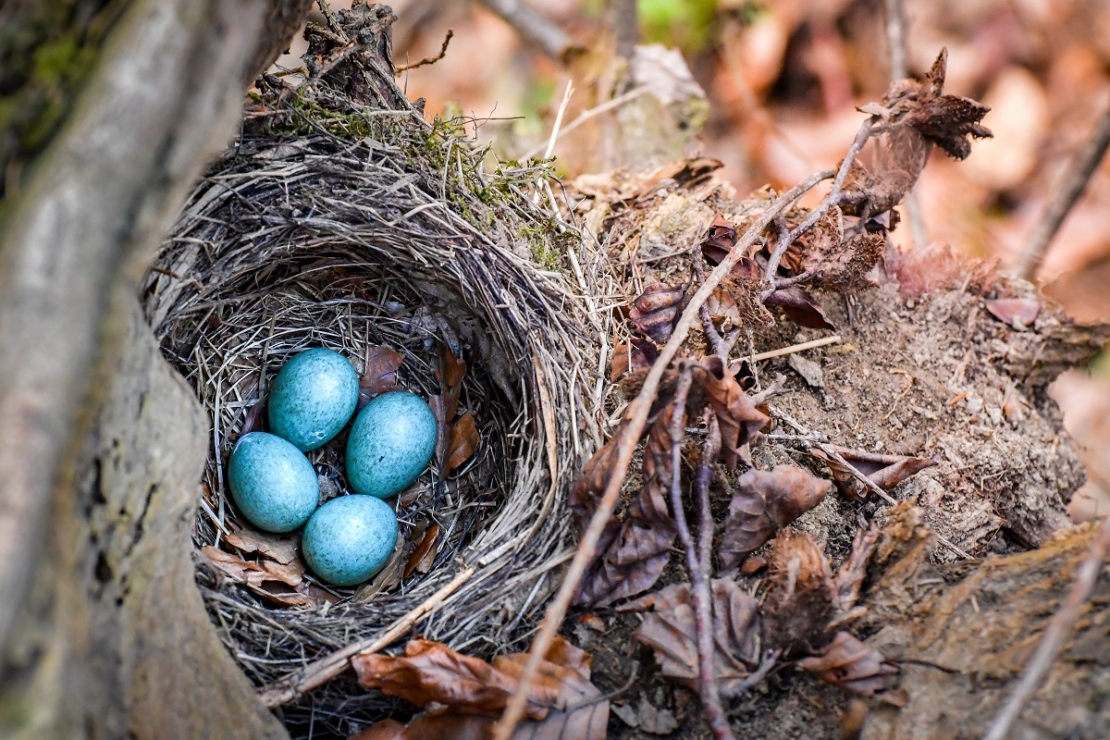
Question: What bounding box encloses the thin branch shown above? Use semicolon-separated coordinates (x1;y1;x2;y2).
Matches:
663;372;734;740
693;415;732;738
476;0;571;59
395;29;453;73
520;86;650;161
883;0;929;249
982;512;1110;740
751;335;842;362
762;119;875;294
258;566;474;707
1013;98;1110;280
492;166;835;740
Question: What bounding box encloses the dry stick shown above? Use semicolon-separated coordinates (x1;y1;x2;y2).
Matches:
762;119;875;294
664;372;735;740
476;0;571;59
693;415;732;738
520;86;650;161
751;335;842;362
1014;99;1110;280
395;29;453;73
492;166;836;740
883;0;929;249
258;566;474;707
774;408;974;560
982;512;1110;740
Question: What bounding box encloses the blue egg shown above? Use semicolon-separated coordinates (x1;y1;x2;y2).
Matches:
268;348;359;451
346;391;437;498
228;432;320;533
301;495;398;586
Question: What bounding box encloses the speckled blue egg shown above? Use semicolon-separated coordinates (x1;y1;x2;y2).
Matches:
346;391;437;498
268;348;359;451
228;432;320;533
301;495;398;586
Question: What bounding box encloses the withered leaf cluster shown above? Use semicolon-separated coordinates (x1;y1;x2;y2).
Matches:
719;465;833;570
798;631;905;706
351;637;607;739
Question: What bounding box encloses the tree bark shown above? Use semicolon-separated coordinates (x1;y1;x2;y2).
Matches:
0;0;310;736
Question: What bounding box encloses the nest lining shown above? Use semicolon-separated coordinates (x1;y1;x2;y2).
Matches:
141;106;597;734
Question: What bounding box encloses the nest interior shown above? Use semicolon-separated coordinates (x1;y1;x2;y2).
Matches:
140;72;597;736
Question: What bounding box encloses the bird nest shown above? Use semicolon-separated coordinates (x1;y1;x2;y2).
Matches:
139;45;596;737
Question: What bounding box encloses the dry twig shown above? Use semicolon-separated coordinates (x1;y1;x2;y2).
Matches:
395;29;453;73
982;513;1110;740
476;0;571;59
493;164;839;739
1013;98;1110;280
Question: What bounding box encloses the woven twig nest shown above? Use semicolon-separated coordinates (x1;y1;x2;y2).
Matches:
140;40;596;735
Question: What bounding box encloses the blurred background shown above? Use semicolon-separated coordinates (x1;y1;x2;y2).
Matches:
278;0;1110;518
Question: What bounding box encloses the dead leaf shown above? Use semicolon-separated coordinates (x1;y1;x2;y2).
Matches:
629;283;688;343
360;345;405;405
240;396;267;437
798;631;902;703
719;465;833;569
202;545;319;607
610;338;659;381
985;298;1041;328
224;528;299;565
706;288;742;330
403;522;440;578
435;342;467;422
691;356;769;470
834;522;881;617
813;445;938;500
787;353;824;388
633;579;761;699
351;638;607;739
764;287;835;330
610;697;678;735
576;402;679;606
762;529;836;652
444;412;479;474
700;213;738;264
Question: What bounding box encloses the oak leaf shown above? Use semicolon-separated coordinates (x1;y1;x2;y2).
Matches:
719;465;832;569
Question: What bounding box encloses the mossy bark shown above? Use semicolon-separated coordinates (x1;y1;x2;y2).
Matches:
0;0;309;736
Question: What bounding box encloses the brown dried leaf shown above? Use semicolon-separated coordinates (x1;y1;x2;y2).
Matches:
763;287;835;330
435;343;467;421
700;213;738;264
576;404;679;606
633;579;761;699
706;288;742;330
224;529;299;565
798;631;901;701
692;356;769;470
719;466;832;569
201;545;314;607
610;338;659;381
762;529;835;652
985;298;1041;328
444;412;479;474
240;396;267;437
351;638;607;738
403;522;440;578
629;283;688;343
814;445;938;500
360;345;405;405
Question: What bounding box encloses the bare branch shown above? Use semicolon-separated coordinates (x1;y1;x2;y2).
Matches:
476;0;572;60
1013;99;1110;280
395;29;453;73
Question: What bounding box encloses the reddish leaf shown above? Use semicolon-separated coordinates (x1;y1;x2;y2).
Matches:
360;345;405;405
240;396;267;437
629;283;688;343
798;631;903;704
763;287;835;330
444;412;479;474
985;298;1041;328
719;466;832;569
691;356;769;470
575;403;679;606
632;579;762;699
610;338;659;381
351;638;607;739
762;529;836;652
814;445;937;500
403;523;440;578
700;213;738;264
435;343;467;422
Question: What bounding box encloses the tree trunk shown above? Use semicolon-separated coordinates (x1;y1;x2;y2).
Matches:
0;0;310;736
